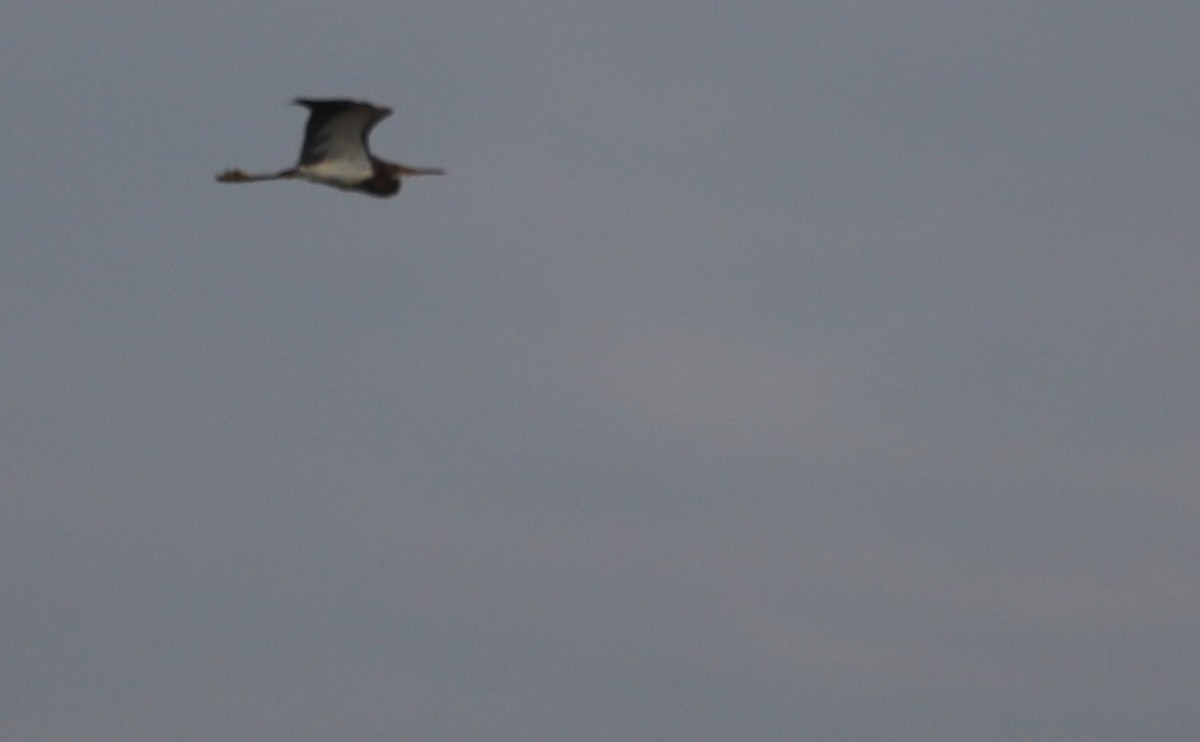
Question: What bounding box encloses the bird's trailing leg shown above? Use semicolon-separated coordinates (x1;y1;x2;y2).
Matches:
388;163;446;177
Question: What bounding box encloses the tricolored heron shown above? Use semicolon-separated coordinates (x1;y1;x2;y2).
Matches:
216;98;444;198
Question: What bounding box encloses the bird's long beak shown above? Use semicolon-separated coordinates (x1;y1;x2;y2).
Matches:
391;163;445;176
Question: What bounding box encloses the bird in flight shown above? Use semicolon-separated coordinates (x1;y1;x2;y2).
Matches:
216;98;444;198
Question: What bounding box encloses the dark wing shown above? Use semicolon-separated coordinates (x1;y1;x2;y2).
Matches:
293;99;392;166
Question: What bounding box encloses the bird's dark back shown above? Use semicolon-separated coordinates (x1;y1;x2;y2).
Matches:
293;98;391;166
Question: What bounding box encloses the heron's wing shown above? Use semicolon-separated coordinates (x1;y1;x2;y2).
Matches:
293;99;392;170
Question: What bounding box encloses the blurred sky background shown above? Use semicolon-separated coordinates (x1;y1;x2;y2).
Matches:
3;3;1198;741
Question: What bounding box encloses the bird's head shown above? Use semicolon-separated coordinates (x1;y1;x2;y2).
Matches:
215;169;250;182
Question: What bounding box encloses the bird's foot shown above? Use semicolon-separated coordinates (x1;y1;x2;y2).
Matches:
216;169;249;183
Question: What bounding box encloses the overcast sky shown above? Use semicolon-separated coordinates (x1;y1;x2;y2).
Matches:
3;3;1198;741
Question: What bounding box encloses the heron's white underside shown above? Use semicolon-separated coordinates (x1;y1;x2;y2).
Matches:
297;156;374;184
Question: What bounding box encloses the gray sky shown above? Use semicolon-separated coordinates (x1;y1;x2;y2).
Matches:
3;3;1198;740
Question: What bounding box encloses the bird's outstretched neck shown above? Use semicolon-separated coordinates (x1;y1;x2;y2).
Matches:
215;168;299;183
